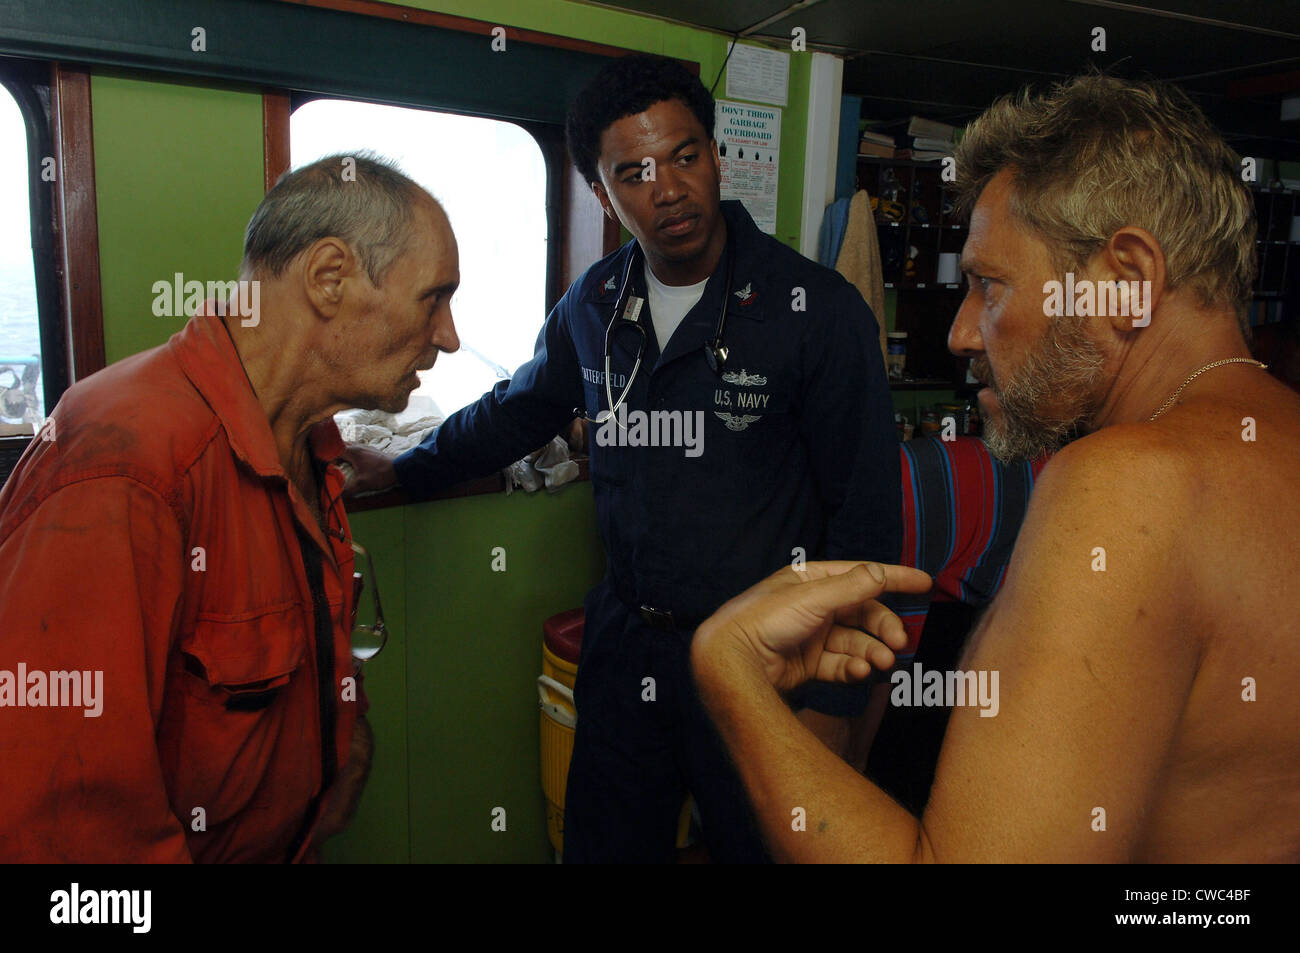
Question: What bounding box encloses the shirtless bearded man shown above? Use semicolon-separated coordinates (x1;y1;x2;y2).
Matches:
690;74;1300;862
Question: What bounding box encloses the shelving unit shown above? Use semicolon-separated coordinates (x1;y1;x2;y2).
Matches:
846;146;1300;438
1251;186;1299;299
857;155;965;288
857;163;1300;402
888;378;963;391
857;154;972;395
1247;185;1299;387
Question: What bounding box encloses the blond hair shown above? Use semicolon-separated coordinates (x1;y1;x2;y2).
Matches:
953;74;1257;324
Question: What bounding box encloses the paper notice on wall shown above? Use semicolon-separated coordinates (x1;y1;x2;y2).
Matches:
715;100;781;234
725;44;789;107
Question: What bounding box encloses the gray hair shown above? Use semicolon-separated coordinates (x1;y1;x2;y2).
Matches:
953;74;1257;326
241;152;429;286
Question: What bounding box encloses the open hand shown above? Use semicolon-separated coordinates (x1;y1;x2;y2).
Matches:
694;562;932;696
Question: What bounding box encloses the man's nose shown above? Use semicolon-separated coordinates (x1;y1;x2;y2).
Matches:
434;306;460;354
947;295;983;358
653;164;684;204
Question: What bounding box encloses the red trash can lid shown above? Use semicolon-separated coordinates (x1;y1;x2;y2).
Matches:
543;608;584;663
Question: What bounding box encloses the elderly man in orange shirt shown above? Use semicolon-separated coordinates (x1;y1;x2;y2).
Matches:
0;154;460;861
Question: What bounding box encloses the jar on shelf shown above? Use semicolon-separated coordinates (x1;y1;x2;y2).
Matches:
920;409;941;438
886;331;908;380
938;401;967;436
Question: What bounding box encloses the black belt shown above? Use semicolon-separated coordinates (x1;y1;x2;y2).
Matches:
636;604;706;632
611;580;708;632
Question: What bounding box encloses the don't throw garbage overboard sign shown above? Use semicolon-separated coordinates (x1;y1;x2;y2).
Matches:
715;100;781;235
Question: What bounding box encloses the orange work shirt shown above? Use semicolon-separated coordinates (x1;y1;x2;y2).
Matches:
0;313;360;862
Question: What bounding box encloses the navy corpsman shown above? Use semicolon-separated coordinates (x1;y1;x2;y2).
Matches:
343;54;901;862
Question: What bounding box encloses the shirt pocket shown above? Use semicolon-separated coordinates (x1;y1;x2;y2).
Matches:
162;602;311;824
180;603;307;709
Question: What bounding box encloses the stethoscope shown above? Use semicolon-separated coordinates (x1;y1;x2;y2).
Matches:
574;237;734;425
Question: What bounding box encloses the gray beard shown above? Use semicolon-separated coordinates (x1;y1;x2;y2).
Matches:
978;313;1106;463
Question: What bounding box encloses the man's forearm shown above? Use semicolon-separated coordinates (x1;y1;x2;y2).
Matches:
393;389;571;498
847;681;894;773
694;638;927;863
795;707;852;760
797;680;892;773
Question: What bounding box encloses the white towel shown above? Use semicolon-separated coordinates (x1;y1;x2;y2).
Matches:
335;396;443;455
336;397;580;494
505;435;580;495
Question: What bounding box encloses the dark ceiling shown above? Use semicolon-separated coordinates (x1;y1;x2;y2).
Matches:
592;0;1300;159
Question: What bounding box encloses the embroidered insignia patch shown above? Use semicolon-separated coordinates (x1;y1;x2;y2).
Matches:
721;368;768;386
714;412;762;431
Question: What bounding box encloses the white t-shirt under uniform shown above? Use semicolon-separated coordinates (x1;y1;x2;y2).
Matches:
644;262;709;353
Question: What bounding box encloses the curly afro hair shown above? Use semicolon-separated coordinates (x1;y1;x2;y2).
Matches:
566;54;715;186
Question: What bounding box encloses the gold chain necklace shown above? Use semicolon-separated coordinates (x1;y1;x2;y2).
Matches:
1148;358;1268;421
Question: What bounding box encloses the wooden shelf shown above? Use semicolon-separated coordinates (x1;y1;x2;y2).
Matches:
856;155;949;169
889;379;960;391
1250;186;1298;298
885;282;963;291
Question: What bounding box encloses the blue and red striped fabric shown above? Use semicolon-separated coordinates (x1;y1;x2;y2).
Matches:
889;437;1050;659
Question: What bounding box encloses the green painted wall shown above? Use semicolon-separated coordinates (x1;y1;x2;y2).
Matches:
387;0;813;250
328;487;604;864
401;487;604;863
323;506;411;861
88;0;818;863
92;72;264;364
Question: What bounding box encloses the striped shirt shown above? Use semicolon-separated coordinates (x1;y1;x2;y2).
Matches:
890;437;1050;661
800;436;1049;717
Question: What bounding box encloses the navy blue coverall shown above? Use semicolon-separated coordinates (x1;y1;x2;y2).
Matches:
393;200;901;861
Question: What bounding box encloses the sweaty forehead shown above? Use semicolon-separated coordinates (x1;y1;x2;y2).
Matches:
409;200;458;278
412;199;453;251
598;99;703;164
964;169;1052;275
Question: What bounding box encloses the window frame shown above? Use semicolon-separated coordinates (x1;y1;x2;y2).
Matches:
251;4;668;509
0;58;104;486
253;2;691;509
275;91;582;508
286;90;566;314
0;0;694;500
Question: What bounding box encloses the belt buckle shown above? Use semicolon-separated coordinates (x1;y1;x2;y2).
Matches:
639;605;675;630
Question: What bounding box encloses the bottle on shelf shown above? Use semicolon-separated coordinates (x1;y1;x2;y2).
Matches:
886;331;908;381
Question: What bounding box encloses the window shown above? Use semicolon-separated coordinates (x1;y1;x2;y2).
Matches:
290;98;551;418
0;81;44;428
0;58;87;487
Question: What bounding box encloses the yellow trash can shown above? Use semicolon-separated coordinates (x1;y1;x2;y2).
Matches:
539;610;583;856
538;609;692;859
538;672;576;853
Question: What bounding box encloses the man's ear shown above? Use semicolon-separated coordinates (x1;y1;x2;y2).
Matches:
590;180;616;221
301;237;354;319
1100;226;1166;332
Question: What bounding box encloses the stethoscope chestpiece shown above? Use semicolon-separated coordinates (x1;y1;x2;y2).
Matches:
704;342;729;375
